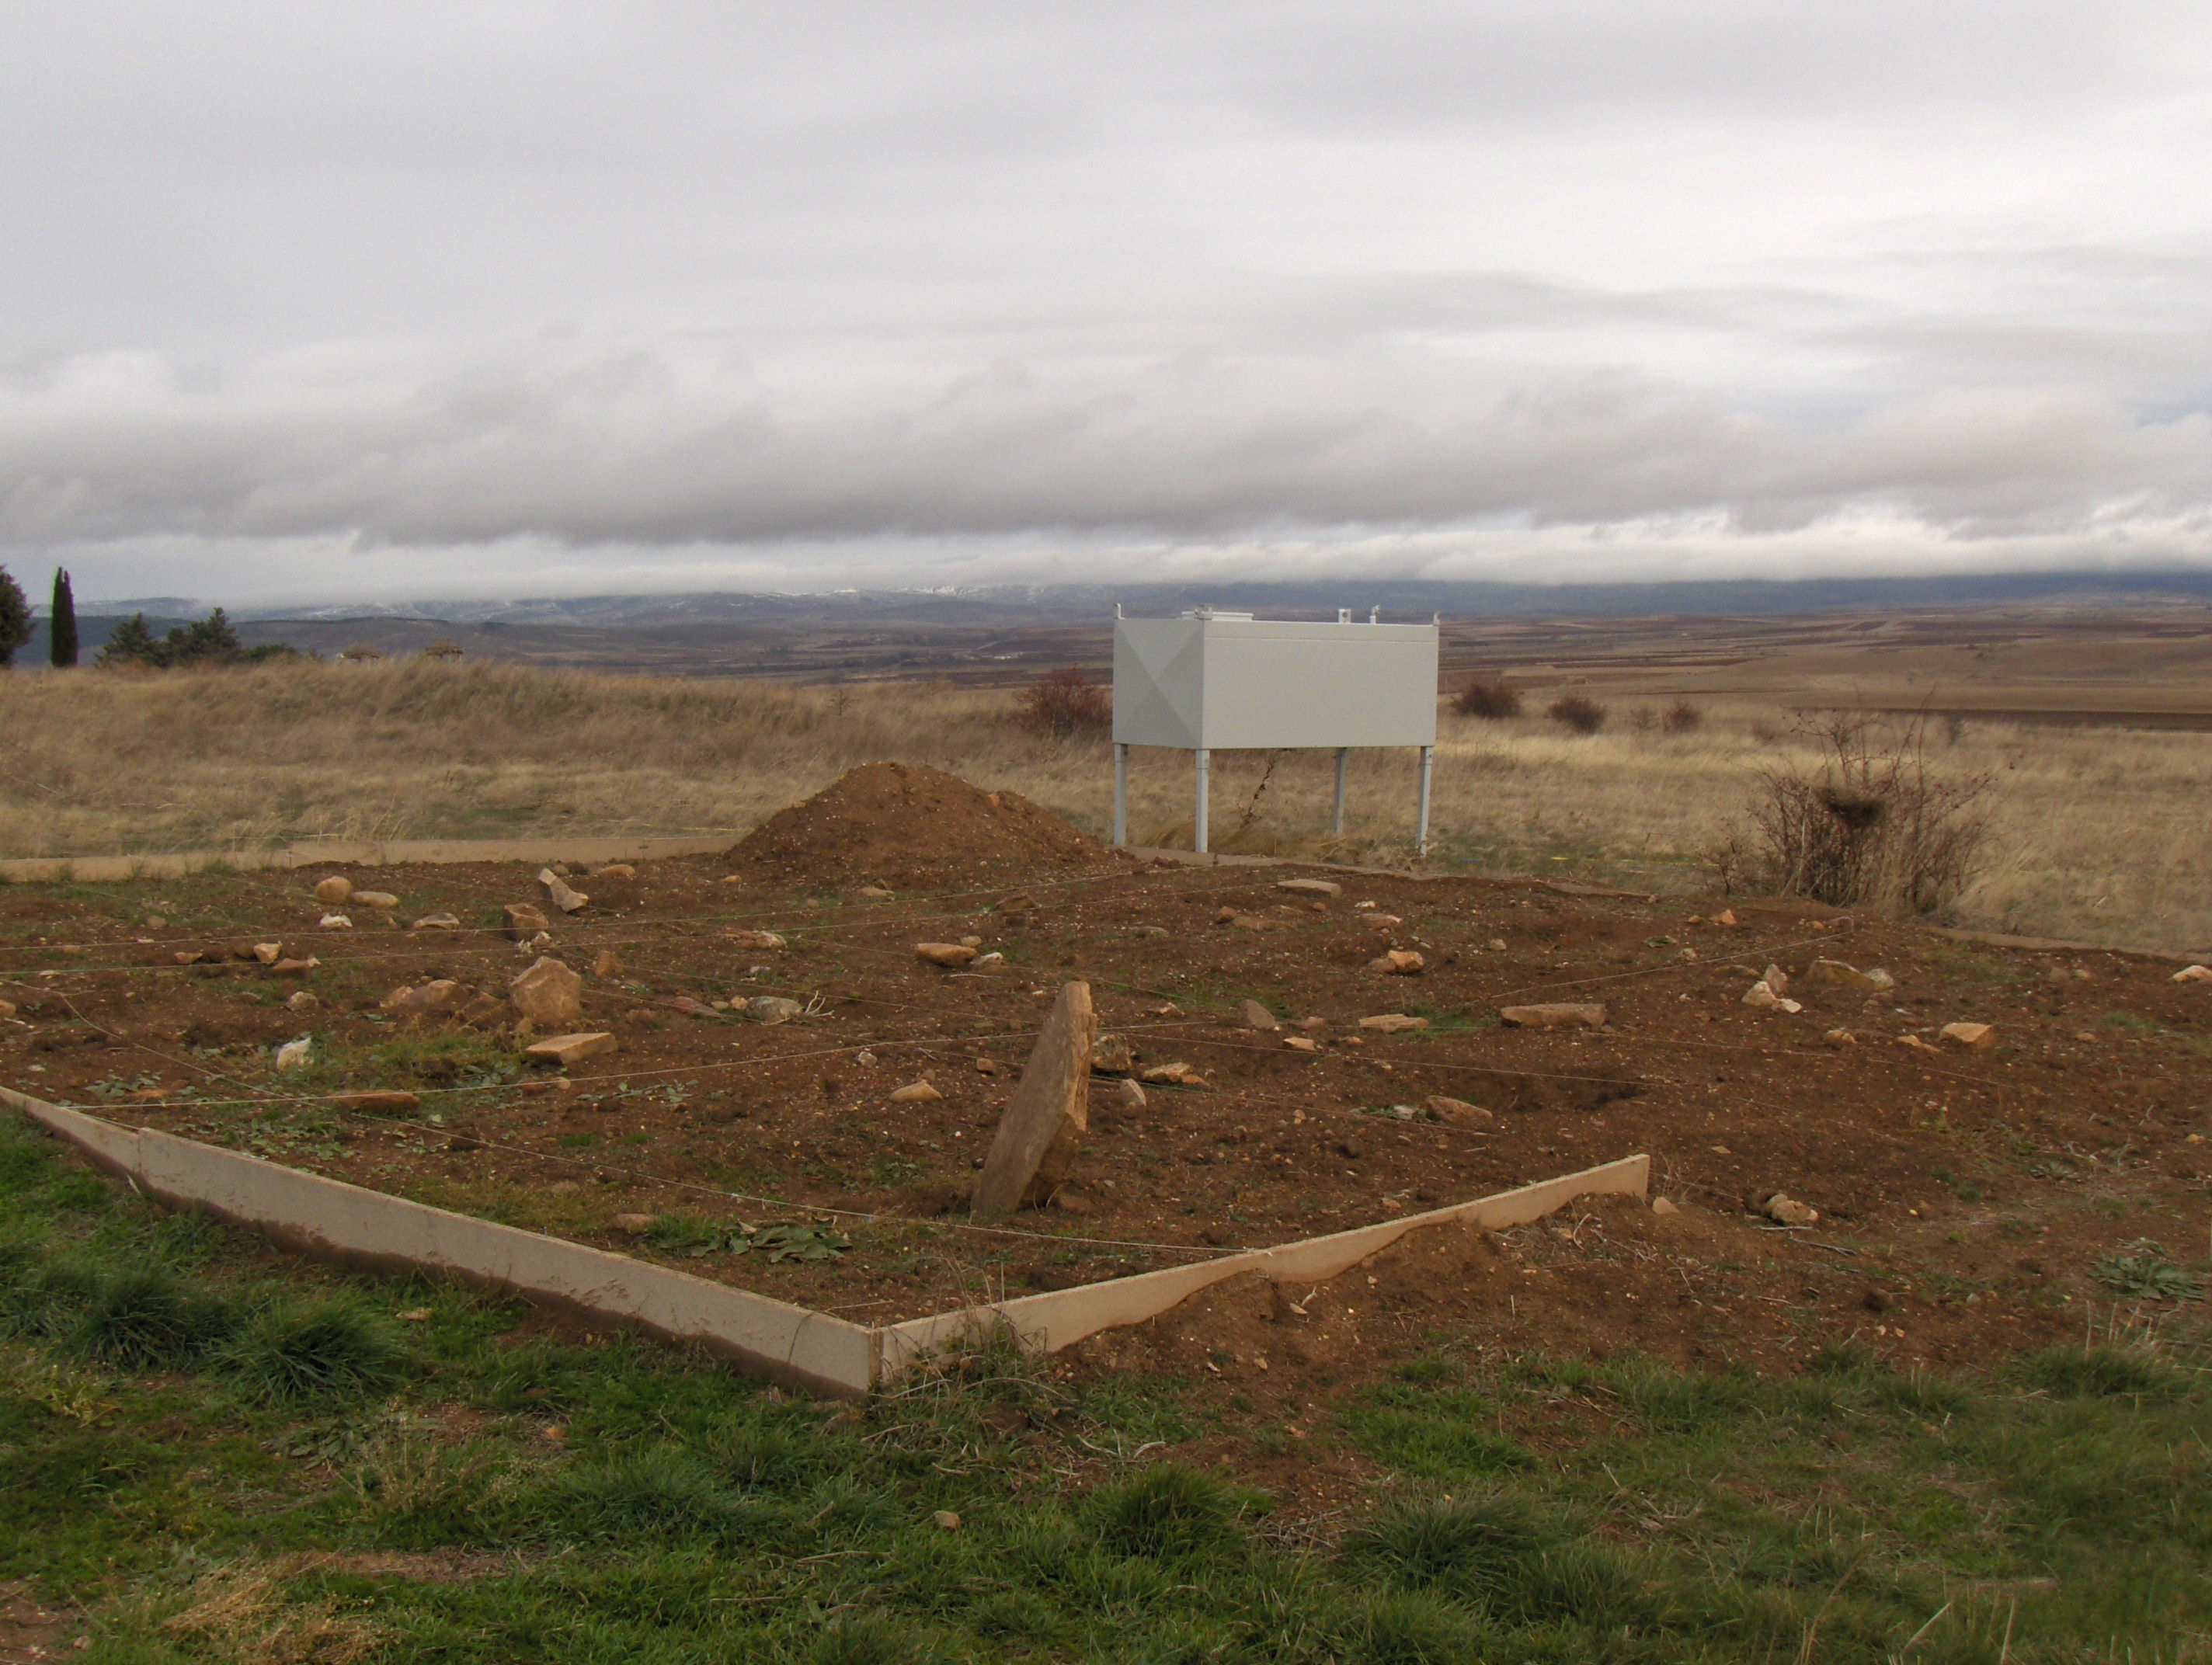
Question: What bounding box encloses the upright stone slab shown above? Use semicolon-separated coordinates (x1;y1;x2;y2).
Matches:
972;982;1095;1218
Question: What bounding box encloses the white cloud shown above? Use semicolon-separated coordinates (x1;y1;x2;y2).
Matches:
1;1;2208;603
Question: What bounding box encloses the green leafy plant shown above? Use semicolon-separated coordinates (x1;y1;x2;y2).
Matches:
2090;1243;2202;1302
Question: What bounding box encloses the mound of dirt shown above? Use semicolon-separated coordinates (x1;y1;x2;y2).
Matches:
726;762;1114;887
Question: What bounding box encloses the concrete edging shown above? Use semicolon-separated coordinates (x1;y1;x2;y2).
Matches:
2;1084;1646;1396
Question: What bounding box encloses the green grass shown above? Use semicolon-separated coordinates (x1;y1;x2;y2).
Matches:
1;1110;2209;1661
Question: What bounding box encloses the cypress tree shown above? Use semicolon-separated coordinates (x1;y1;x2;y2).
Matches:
0;567;30;669
49;569;78;667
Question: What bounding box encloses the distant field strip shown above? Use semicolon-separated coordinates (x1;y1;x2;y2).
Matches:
3;658;2209;951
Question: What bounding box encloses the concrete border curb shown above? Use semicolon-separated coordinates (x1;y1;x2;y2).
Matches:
2;1085;1646;1396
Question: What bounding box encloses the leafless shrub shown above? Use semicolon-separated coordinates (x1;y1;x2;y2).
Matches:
1628;706;1657;735
1014;666;1111;735
1737;713;1994;916
1547;694;1607;735
1663;700;1703;734
1452;677;1522;718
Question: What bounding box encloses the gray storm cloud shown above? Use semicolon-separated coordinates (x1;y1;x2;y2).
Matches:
1;2;2208;600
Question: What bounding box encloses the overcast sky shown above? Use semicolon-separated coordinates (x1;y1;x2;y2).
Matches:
3;1;2210;605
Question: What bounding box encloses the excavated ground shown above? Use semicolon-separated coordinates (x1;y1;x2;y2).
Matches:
3;777;2210;1418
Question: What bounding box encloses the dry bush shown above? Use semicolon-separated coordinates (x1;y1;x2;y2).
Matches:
1451;677;1522;718
1663;700;1703;734
1547;694;1608;735
1014;666;1111;735
1734;713;1994;916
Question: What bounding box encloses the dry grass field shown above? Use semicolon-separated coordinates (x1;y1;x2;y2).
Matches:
4;656;2209;951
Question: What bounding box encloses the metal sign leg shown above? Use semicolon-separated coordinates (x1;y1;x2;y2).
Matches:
1331;747;1348;837
1193;748;1211;855
1416;744;1434;857
1111;743;1129;847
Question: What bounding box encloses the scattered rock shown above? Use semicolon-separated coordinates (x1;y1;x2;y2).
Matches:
610;1213;659;1235
252;942;283;965
504;903;553;941
274;1037;314;1072
1276;878;1341;896
1761;964;1789;997
331;1090;422;1113
1358;1013;1430;1034
1239;999;1280;1031
857;885;895;900
890;1080;944;1104
1368;949;1424;975
510;957;585;1028
1761;1192;1820;1227
526;1031;619;1067
973;951;1005;968
959;935;984;948
538;870;589;913
1487;937;1508;952
746;996;804;1024
1425;1095;1492;1126
1139;1061;1207;1086
1824;1027;1856;1046
666;996;716;1017
1360;914;1404;930
1805;958;1894;991
728;930;787;951
312;875;353;905
269;958;320;978
1713;909;1738;926
457;992;507;1028
974;982;1096;1216
411;913;461;931
1283;1036;1320;1052
1651;1197;1679;1216
974;1056;1000;1076
381;979;464;1017
916;942;978;967
318;913;353;929
595;864;636;878
1117;1079;1147;1113
1129;924;1170;940
1498;1003;1606;1030
593;948;624;978
1741;980;1778;1008
1092;1033;1136;1073
353;891;400;911
1900;1034;1941;1053
1940;1021;1996;1051
1227;913;1282;931
173;951;204;965
285;990;319;1013
2172;964;2212;984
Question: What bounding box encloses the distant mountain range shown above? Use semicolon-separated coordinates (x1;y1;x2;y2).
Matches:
73;567;2212;631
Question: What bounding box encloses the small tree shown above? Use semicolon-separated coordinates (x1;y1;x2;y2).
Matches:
0;567;30;668
165;607;243;666
49;569;78;667
1451;676;1522;718
96;614;162;668
1547;694;1608;735
1662;700;1702;734
1016;666;1111;735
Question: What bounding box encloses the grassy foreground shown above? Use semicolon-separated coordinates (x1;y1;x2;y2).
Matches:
3;1114;2208;1663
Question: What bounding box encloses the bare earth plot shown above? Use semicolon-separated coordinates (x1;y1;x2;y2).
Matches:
3;765;2209;1420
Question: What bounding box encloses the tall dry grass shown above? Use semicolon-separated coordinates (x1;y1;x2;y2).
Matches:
4;661;2208;951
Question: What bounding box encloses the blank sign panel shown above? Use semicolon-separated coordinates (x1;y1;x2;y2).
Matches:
1113;615;1438;751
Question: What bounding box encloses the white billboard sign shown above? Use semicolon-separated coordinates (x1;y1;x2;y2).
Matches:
1109;610;1442;853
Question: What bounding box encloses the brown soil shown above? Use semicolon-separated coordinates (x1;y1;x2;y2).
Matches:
4;773;2210;1420
725;761;1114;888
